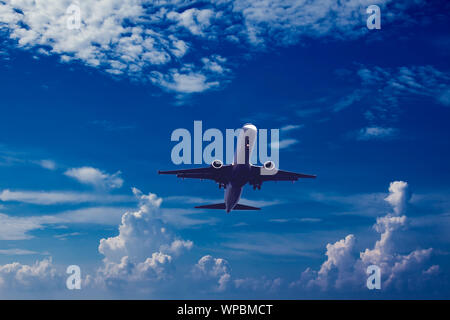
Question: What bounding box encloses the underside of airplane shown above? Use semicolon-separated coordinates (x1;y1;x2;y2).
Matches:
159;124;316;212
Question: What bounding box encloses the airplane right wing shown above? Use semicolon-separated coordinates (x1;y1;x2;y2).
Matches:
249;165;316;186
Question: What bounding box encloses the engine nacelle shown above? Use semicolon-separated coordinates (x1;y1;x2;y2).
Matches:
263;160;276;171
211;159;223;169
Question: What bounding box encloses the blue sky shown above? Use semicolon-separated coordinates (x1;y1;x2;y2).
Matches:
0;0;449;299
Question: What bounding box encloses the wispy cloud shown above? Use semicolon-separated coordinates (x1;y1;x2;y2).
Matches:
64;167;123;190
271;139;299;150
220;232;326;257
0;206;131;240
269;218;322;223
281;124;304;132
0;249;43;255
34;160;57;170
0;189;132;205
357;126;398;140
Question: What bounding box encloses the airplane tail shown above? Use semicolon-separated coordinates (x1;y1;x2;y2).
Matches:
194;203;261;211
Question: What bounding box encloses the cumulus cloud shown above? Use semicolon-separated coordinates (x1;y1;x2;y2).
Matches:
0;258;62;294
94;188;193;289
192;255;283;294
385;181;410;215
192;255;231;292
292;181;439;293
64;167;123;189
0;188;199;296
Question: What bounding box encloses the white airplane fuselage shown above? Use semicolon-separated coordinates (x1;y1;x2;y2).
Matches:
224;124;257;212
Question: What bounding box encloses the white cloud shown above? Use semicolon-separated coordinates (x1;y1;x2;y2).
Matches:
292;181;439;292
357;127;398;140
0;213;45;240
151;69;219;94
0;189;131;205
192;255;231;292
192;255;283;294
385;181;410;215
0;0;426;96
271;138;298;150
94;188;193;288
294;234;357;290
0;258;62;294
150;57;229;94
333;89;365;112
35;159;57;170
167;8;215;36
0;1;229;94
0;249;41;255
0;206;132;240
161;239;194;256
0;147;57;170
281;124;304;132
64;167;123;189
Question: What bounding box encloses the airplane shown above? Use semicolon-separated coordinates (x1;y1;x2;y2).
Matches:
158;124;316;213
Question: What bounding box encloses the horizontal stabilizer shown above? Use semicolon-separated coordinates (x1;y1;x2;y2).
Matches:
194;203;261;211
233;204;261;210
195;203;226;210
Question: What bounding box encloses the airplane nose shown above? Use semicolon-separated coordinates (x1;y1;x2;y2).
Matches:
243;123;257;132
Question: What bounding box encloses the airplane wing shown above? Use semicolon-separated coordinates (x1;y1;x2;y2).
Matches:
249;165;316;185
158;165;232;183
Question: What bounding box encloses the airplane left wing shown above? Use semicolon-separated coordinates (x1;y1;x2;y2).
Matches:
158;165;232;184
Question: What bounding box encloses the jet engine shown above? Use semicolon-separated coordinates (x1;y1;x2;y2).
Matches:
263;160;276;171
211;159;223;169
